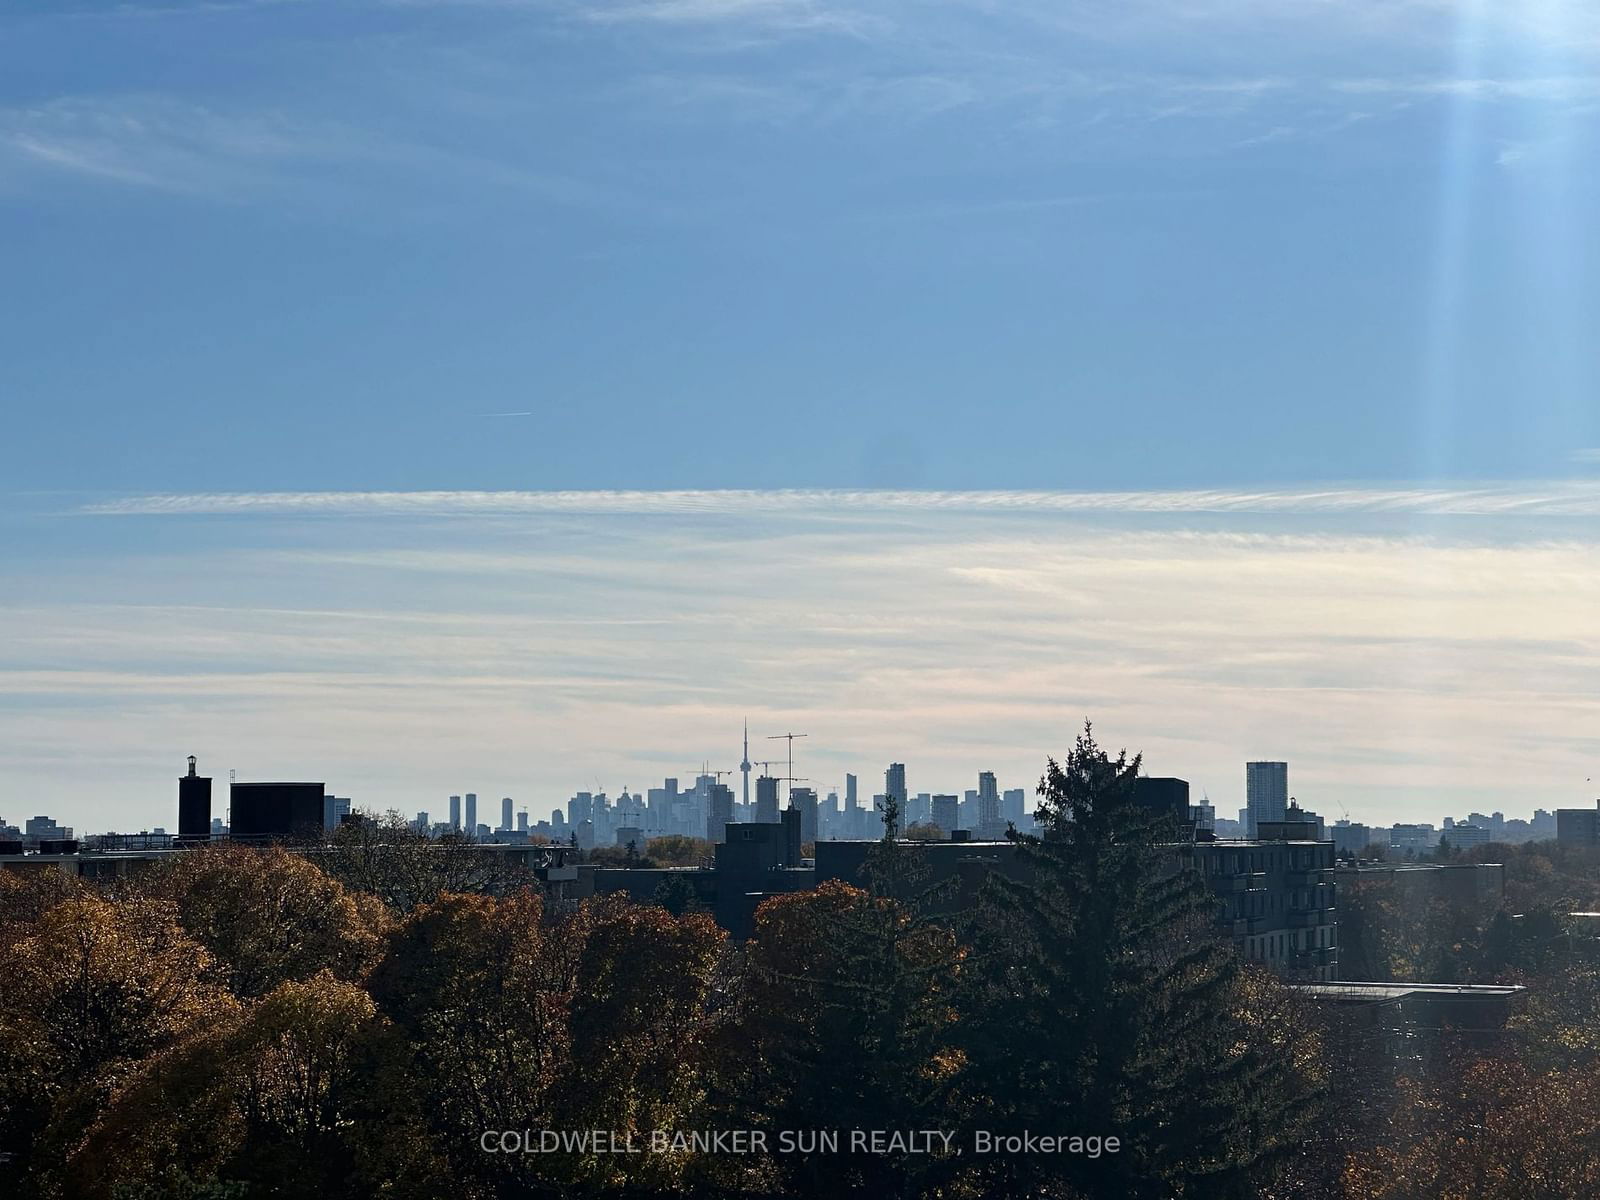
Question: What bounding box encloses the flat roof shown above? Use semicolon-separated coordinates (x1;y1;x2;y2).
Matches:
1199;839;1328;847
1332;862;1504;871
1;849;179;860
1293;982;1525;1002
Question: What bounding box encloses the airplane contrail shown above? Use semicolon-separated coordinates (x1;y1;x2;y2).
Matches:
483;411;534;418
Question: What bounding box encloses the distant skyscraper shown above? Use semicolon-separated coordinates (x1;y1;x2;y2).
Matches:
910;792;932;826
570;791;594;827
885;764;907;817
322;795;351;831
1002;787;1026;826
465;793;477;834
501;796;513;831
708;783;734;843
414;811;429;832
1246;762;1288;838
790;787;818;846
755;775;780;823
449;795;462;830
932;795;959;836
517;810;529;834
977;771;1001;837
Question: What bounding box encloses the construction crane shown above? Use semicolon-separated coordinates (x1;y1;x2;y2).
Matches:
766;732;808;800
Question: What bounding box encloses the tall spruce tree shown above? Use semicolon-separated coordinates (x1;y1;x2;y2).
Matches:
956;723;1317;1199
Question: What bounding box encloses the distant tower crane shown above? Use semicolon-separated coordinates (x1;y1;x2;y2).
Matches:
766;732;809;802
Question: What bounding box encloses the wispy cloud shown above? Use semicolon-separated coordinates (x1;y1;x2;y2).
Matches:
78;482;1600;518
585;0;880;37
0;98;325;198
0;95;614;214
1232;124;1296;149
1332;76;1600;103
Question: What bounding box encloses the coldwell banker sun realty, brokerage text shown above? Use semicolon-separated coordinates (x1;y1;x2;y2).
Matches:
479;1129;1122;1157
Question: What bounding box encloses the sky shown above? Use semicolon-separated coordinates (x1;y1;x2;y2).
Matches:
2;1;1599;831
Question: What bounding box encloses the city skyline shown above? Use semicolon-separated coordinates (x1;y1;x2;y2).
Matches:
10;714;1591;838
7;485;1600;831
3;483;1600;832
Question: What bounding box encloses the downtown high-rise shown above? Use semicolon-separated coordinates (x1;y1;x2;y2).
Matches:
1246;762;1288;838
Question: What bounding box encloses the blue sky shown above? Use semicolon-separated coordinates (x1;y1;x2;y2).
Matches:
3;1;1599;830
4;0;1598;490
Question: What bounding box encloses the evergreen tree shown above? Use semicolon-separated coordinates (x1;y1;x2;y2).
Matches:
956;722;1318;1199
1479;907;1516;977
651;872;697;917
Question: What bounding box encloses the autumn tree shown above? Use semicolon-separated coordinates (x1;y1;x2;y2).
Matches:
137;844;391;997
645;835;713;867
0;867;85;951
365;888;581;1196
319;812;535;914
68;972;436;1200
721;795;963;1199
0;894;234;1199
1512;962;1600;1071
564;898;728;1194
1341;1055;1600;1200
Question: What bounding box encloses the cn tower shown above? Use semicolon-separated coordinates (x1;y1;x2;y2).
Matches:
740;719;751;811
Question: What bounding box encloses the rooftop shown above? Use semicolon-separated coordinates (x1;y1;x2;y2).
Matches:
1293;982;1525;1003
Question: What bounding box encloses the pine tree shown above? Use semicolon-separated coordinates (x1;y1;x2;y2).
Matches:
956;722;1319;1200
